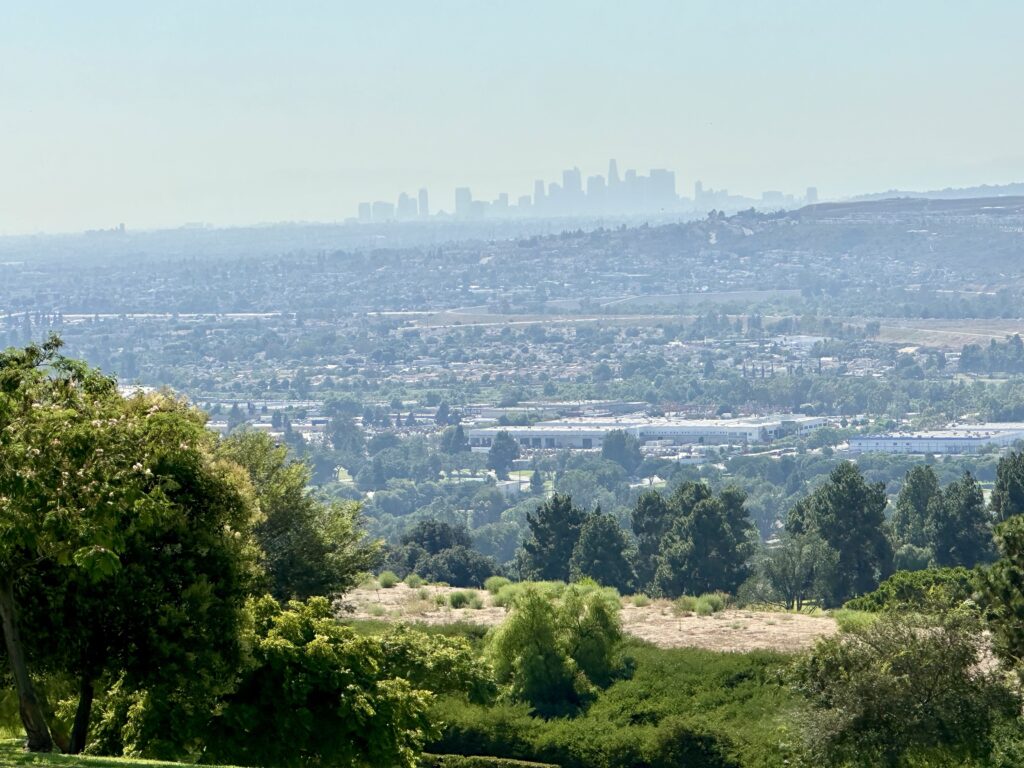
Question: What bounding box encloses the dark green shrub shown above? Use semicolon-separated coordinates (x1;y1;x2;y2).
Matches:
430;698;540;759
644;718;740;768
794;612;1017;766
432;644;796;768
420;755;557;768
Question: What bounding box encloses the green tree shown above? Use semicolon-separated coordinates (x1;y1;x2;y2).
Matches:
569;513;636;593
982;514;1024;673
631;490;672;592
927;471;994;568
795;613;1017;767
328;416;366;463
600;429;642;475
844;567;977;613
991;450;1024;522
415;546;496;588
488;584;622;716
487;430;520;480
0;338;263;753
520;494;590;581
55;403;263;757
787;462;893;605
204;596;488;768
487;588;584;716
434;401;450;426
557;584;623;688
440;424;469;454
890;465;940;550
752;530;837;610
400;519;472;554
654;485;755;597
218;431;380;600
529;468;544;495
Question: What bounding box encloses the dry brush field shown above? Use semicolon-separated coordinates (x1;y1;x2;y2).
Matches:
342;583;837;653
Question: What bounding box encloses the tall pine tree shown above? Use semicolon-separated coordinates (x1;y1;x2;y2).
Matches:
787;462;893;605
520;494;589;581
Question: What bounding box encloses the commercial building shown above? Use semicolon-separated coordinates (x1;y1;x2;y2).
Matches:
849;424;1024;455
467;414;826;451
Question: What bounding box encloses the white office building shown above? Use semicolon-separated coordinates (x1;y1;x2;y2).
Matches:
849;423;1024;455
467;414;826;451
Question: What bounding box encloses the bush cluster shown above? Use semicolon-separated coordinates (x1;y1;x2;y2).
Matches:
420;755;557;768
449;591;485;610
491;580;621;610
673;592;729;616
429;643;796;768
843;567;977;613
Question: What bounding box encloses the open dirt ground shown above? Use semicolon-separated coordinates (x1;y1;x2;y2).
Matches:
342;583;837;654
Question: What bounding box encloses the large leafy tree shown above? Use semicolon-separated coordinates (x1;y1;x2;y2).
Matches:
600;430;642;475
217;431;380;600
414;546;496;588
0;337;263;753
0;337;152;751
51;401;263;758
400;519;472;554
787;462;893;605
386;521;495;587
486;430;519;480
753;530;838;610
519;494;590;581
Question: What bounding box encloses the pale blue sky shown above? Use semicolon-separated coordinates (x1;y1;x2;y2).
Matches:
1;1;1022;233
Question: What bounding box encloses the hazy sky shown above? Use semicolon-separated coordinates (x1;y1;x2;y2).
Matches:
2;1;1022;233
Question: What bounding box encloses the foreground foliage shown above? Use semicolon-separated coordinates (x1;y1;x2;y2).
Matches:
487;584;623;717
202;597;490;768
843;567;977;613
794;612;1019;767
0;338;262;753
431;641;795;768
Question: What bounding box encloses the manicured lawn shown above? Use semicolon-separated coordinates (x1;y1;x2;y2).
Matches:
0;741;231;768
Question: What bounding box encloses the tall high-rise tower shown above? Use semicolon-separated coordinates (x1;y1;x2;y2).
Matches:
608;159;621;187
562;167;582;196
533;180;546;208
454;187;472;218
418;188;429;217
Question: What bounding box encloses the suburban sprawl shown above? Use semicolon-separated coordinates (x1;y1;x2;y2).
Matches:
7;194;1024;767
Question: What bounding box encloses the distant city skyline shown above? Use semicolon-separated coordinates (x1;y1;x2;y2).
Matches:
1;1;1022;233
354;159;819;222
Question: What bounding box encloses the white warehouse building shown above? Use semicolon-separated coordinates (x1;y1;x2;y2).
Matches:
467;414;826;451
849;424;1024;455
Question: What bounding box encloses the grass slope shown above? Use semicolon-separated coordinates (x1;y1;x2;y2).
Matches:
0;741;221;768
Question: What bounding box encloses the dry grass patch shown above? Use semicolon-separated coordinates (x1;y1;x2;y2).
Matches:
342;583;839;652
